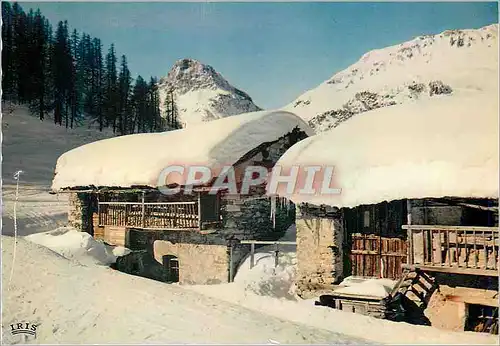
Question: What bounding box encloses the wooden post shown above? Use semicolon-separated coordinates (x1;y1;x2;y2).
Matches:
198;192;202;230
97;193;101;226
274;242;279;268
229;243;234;282
250;243;255;269
406;200;413;265
141;192;145;228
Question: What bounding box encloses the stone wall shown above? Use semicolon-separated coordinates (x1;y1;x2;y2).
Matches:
220;192;293;241
115;229;231;284
68;192;93;233
425;283;498;332
154;240;229;284
295;205;344;298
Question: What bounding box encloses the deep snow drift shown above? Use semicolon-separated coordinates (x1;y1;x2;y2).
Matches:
284;23;498;132
25;227;131;266
1;235;366;344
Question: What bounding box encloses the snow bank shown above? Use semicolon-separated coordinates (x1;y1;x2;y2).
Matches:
2;236;363;344
275;93;498;207
233;245;297;300
25;227;130;266
51;110;313;190
335;277;397;298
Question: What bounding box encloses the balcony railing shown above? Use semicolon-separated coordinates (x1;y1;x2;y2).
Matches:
403;225;499;276
98;201;199;230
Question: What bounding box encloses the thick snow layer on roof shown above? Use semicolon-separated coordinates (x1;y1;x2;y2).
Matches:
51;110;313;191
275;92;498;207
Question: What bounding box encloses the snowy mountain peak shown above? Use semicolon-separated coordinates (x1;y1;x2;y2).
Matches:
285;23;499;132
159;58;261;127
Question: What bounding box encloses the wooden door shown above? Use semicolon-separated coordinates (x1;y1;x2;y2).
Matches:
344;201;408;280
351;234;407;279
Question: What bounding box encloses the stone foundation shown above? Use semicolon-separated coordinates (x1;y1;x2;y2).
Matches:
296;205;343;297
154;240;229;284
68;192;93;233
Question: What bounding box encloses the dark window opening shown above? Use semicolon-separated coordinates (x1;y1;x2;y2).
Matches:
162;255;179;283
200;192;220;224
465;304;498;334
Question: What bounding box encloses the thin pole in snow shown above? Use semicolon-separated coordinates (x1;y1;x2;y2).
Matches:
9;170;23;286
274;242;279;268
250;243;255;269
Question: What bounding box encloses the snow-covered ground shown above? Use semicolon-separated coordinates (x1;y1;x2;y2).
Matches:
2;102;497;344
2;235;366;344
187;226;497;345
3;225;496;344
1;105;113;237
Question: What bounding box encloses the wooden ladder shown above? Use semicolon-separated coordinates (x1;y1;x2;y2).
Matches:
390;268;437;308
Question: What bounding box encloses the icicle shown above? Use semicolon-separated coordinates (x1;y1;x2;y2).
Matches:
270;195;276;230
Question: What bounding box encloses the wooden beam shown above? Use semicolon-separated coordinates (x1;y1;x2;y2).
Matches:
402;225;498;232
98;201;196;205
240;240;296;245
402;264;498;277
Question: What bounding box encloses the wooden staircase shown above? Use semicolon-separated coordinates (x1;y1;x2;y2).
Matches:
390;267;438;308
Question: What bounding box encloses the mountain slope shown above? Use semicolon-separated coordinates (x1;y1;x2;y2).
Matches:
158;58;261;127
284;23;499;132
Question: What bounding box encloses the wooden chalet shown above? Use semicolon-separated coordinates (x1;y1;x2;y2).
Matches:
52;110;313;285
275;94;499;333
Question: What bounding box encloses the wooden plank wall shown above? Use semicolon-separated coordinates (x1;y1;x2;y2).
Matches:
351;234;407;279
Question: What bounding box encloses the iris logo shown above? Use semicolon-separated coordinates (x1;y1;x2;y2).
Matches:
10;322;37;338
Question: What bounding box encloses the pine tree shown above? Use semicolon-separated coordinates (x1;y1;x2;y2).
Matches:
132;75;148;133
12;2;28;103
118;55;132;135
1;2;15;100
28;9;52;120
148;77;163;132
80;33;94;117
91;37;105;131
104;44;118;132
164;88;181;130
69;29;81;128
2;3;164;136
52;20;71;126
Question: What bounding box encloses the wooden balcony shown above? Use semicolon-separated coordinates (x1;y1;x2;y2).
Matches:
403;225;499;276
98;201;199;230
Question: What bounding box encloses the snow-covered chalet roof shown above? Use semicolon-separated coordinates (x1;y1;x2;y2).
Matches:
51;110;313;191
274;92;499;208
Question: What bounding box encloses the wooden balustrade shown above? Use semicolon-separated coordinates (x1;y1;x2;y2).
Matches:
403;225;499;276
98;201;199;230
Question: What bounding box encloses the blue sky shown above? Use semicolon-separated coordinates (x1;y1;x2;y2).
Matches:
24;2;498;109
